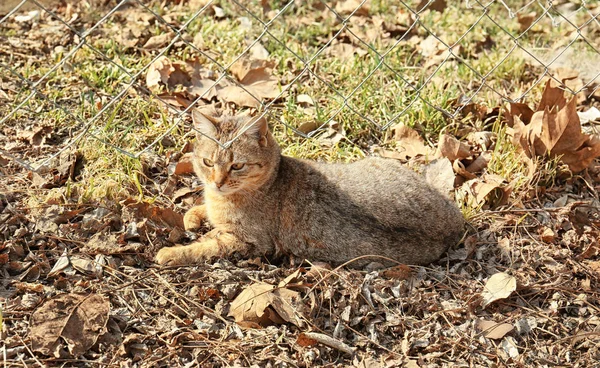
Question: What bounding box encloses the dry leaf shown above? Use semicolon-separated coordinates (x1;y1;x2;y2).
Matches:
29;293;110;357
501;336;519;358
146;56;175;90
555;67;585;104
481;272;517;308
518;12;536;32
540;227;556;243
143;31;175;49
505;102;534;127
465;150;492;173
381;264;413;280
219;57;281;108
436;133;471;161
578;107;600;125
123;200;185;229
296;332;318;347
229;283;304;327
335;0;370;17
174;152;195;175
417;0;447;13
476;320;514;339
390;123;434;159
324;42;368;61
508;79;600;172
250;43;270;60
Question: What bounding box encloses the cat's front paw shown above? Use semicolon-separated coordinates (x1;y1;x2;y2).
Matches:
183;205;206;231
155;246;188;265
155;240;220;265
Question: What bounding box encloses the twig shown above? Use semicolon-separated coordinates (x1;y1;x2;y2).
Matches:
301;332;355;356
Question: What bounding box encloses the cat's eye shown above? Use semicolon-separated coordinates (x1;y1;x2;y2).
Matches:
231;163;245;171
203;158;214;167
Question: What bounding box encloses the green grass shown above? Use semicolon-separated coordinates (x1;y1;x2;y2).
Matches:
1;0;592;209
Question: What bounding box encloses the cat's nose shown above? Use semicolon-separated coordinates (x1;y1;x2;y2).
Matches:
215;181;225;189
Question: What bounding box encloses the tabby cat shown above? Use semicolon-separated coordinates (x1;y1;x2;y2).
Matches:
155;110;465;267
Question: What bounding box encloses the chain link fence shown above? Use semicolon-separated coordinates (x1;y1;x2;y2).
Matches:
0;0;599;172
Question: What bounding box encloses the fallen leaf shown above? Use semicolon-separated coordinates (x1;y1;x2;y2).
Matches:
505;102;534;127
250;42;270;60
436;134;471;161
555;67;585;104
318;120;346;147
124;200;185;229
540;227;556;243
323;42;368;62
218;58;281;108
417;0;447;13
18;126;53;146
48;251;71;277
174;152;195;175
501;336;519;358
381;264;413;280
390;123;434;159
578;107;600;125
143;31;175;49
29;293;110;357
508;79;600;172
229;283;304;327
335;0;370;17
83;233;143;255
476;320;514;339
296;332;318;347
146;56;175;90
481;272;517;308
465;150;492;173
518;12;536;32
15;10;40;22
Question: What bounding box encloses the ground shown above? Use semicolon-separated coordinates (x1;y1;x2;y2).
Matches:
1;1;600;367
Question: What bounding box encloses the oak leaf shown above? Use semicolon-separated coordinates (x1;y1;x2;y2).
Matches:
29;293;110;357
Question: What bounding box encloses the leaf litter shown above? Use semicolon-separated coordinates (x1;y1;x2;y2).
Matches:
3;1;600;367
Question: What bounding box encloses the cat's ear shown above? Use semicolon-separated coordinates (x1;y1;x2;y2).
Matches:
244;116;269;146
192;109;218;138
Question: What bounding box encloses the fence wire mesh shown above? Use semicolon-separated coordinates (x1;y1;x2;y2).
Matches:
0;0;599;172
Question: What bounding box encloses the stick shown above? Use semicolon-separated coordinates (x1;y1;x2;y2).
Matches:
302;332;355;356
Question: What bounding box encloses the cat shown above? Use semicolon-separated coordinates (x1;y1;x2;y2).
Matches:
155;110;465;267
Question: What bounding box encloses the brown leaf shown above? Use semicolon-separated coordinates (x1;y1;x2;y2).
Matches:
143;31;175;49
146;56;175;90
436;134;471;161
381;264;413;280
555;67;585;104
335;0;370;17
389;123;434;160
476;320;514;339
29;293;110;357
218;58;281;108
540;227;556;243
123;200;185;229
508;80;600;172
324;42;367;62
505;102;534;127
18;126;52;146
537;79;568;112
229;283;304;327
517;12;536;33
174;152;195;175
296;332;319;347
417;0;447;13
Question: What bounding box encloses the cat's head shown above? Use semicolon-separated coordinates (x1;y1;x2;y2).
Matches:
191;110;281;196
